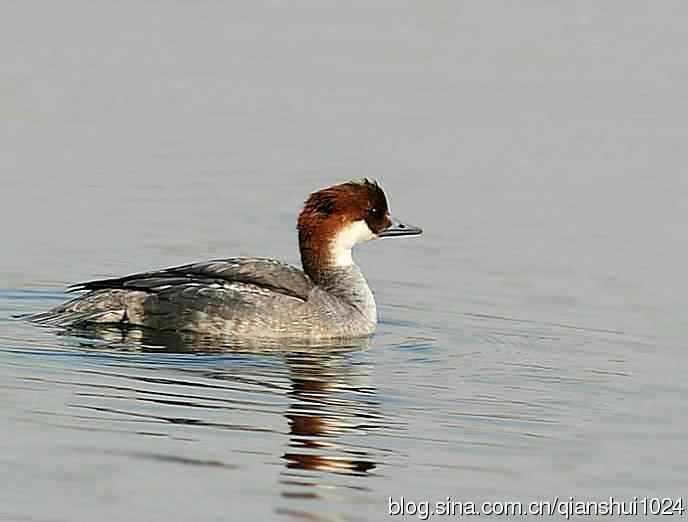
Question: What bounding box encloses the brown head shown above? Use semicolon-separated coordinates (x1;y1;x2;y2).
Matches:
297;179;422;282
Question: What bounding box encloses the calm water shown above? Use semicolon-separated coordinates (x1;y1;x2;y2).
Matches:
2;2;688;521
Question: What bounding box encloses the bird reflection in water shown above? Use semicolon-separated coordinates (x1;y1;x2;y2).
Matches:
56;325;385;486
282;350;380;477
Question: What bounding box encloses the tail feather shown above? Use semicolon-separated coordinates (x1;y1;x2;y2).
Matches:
28;309;127;327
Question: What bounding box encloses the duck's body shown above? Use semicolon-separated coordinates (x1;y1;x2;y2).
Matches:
32;259;377;338
30;180;421;339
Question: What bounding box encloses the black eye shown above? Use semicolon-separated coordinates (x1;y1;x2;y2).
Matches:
369;207;381;217
315;200;333;215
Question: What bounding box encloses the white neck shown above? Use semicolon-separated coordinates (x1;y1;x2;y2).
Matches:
329;220;376;267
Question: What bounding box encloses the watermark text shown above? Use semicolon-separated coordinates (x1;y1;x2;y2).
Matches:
388;496;685;519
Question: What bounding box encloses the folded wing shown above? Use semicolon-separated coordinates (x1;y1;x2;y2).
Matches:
70;258;314;301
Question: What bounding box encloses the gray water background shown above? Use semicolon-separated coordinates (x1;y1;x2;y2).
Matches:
1;1;687;520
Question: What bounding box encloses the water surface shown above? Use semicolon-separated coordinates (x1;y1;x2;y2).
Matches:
2;1;688;521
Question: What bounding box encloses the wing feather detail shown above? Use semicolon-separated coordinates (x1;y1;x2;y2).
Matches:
69;258;314;301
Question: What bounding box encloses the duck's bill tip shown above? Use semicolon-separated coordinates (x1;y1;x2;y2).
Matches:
377;217;423;238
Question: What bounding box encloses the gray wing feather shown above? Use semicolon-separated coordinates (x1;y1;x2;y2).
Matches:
70;258;314;301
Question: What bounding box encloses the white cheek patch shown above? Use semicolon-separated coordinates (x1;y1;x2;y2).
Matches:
330;220;376;266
